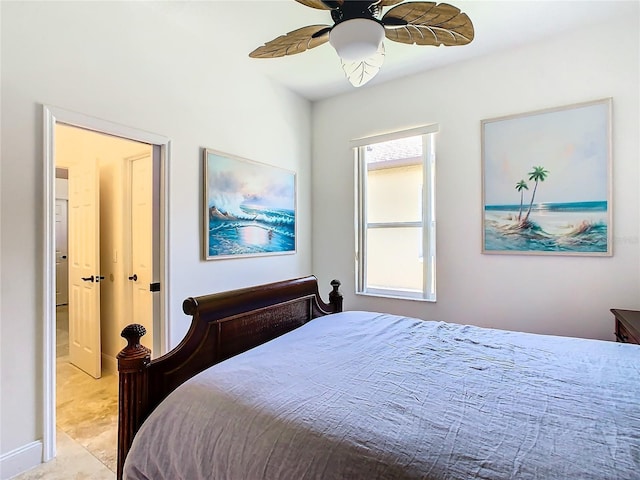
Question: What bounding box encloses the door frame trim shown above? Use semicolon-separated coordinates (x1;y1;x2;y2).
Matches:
42;105;171;461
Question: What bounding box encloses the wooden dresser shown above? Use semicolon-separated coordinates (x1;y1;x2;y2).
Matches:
611;309;640;344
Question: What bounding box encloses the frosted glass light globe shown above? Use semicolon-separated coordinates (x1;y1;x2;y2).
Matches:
329;19;385;63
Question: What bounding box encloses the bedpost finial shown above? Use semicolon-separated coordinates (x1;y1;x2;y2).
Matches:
118;324;151;372
329;279;343;313
121;324;147;349
330;279;342;296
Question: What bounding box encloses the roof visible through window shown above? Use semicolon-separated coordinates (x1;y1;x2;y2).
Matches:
365;135;422;164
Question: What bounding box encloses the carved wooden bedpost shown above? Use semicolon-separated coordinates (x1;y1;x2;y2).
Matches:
117;324;151;480
329;279;343;313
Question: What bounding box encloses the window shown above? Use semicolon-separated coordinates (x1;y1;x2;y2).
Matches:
353;126;437;301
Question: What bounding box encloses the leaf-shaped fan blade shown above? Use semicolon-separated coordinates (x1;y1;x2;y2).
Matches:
295;0;341;9
250;25;331;58
341;43;385;87
377;0;405;6
382;2;474;46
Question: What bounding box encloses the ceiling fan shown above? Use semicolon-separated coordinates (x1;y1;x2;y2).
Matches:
250;1;474;87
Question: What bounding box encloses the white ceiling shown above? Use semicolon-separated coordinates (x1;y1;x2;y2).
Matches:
148;1;638;102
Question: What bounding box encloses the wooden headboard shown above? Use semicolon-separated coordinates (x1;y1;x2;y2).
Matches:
116;275;342;479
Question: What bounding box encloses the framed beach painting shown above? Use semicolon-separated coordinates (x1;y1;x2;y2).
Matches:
481;98;612;256
203;149;296;260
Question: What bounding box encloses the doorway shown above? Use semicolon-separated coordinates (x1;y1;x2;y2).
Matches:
56;124;157;377
43;105;170;462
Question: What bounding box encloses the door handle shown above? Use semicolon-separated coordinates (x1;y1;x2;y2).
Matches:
128;274;138;281
96;276;105;282
81;275;95;282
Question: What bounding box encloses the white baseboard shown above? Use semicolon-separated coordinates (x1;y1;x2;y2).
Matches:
0;440;42;480
101;353;117;376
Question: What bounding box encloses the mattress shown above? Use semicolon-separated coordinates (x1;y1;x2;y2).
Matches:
124;311;640;479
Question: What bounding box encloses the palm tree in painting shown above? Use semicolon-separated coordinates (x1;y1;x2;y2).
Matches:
515;180;528;221
523;166;550;223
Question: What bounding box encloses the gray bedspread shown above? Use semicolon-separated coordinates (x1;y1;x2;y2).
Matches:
124;311;640;479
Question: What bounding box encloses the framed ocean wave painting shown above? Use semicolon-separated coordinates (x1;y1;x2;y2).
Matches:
481;98;612;256
203;149;296;260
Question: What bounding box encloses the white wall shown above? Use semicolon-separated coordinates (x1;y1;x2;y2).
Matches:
0;0;312;473
312;14;640;340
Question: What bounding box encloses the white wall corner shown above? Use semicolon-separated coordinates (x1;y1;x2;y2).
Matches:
0;441;43;480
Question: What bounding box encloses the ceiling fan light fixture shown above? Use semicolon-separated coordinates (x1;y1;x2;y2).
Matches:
329;18;384;63
250;1;474;88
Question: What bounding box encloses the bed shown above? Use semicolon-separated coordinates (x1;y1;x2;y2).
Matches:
117;276;640;480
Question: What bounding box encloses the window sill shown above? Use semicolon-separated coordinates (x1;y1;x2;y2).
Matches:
356;291;436;303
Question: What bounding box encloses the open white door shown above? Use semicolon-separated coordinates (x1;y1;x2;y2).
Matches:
129;155;154;353
68;159;101;378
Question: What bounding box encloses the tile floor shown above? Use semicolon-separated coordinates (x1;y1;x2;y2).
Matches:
11;306;117;479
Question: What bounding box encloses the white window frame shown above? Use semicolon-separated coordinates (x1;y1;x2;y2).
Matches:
352;125;437;301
